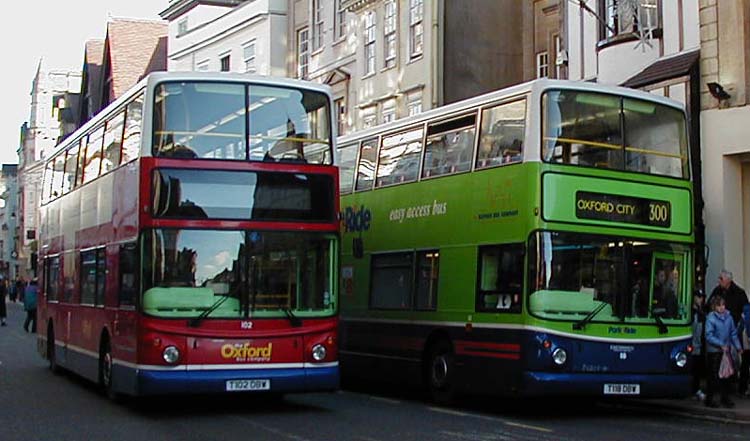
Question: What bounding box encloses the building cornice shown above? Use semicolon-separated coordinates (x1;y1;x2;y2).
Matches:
341;0;378;13
160;0;247;21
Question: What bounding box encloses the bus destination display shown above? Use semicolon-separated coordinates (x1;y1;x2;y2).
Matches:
575;191;671;227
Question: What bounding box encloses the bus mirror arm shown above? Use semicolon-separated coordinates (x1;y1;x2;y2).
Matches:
651;308;669;334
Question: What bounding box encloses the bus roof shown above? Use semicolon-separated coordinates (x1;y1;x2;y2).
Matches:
338;78;686;145
47;71;334;161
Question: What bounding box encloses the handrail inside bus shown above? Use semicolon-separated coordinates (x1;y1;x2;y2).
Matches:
154;131;330;145
545;137;686;159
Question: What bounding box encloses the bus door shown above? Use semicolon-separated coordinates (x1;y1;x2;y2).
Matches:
649;253;684;320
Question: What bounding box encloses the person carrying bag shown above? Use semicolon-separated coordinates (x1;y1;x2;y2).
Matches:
705;295;742;408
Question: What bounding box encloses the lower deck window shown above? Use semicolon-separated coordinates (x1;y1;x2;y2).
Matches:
476;244;524;313
370;250;439;311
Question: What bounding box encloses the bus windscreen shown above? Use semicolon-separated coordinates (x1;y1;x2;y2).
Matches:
543;90;688;179
152;82;332;164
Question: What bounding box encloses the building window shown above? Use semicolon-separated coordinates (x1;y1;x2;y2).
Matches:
384;0;397;68
177;18;188;36
196;60;209;72
361;105;377;129
600;0;659;40
243;41;256;73
220;54;231;72
409;0;424;59
297;27;310;79
536;51;549;78
382;99;396;124
313;0;324;51
364;10;376;75
334;0;346;40
407;91;422;116
335;98;347;135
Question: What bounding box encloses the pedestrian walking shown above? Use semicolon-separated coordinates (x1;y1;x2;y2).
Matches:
15;277;25;304
708;269;749;395
704;295;742;408
23;278;37;333
8;278;16;302
691;289;707;401
0;278;7;326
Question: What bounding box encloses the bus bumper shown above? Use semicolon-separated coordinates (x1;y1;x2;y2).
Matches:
522;371;690;398
135;363;339;395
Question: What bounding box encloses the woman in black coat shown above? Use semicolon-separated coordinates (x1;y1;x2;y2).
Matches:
0;279;7;326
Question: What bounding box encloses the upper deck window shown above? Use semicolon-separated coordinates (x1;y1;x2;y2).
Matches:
543;90;688;179
376;127;423;187
152;82;332;164
476;100;526;169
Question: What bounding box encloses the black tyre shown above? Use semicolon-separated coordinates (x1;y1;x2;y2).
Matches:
99;337;120;401
426;340;456;405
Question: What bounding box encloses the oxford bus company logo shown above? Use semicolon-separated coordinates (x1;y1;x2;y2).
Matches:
221;343;273;362
342;205;371;233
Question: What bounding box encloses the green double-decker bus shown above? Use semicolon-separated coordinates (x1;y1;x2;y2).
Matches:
337;79;694;401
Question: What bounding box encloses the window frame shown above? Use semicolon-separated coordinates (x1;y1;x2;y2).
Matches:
598;0;661;45
80;247;106;306
536;51;549;79
383;0;397;69
297;27;310;79
375;125;424;188
243;40;257;74
476;243;524;313
313;0;325;51
334;0;347;41
364;10;377;76
369;250;439;311
409;0;424;59
44;255;61;302
220;53;231;72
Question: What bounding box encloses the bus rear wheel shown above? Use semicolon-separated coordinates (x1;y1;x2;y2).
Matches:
426;340;456;404
99;337;120;401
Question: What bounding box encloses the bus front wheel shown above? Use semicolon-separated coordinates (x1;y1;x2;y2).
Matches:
426;340;456;404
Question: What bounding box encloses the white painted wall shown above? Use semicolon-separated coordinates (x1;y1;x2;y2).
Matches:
167;0;288;76
565;1;701;83
701;105;750;288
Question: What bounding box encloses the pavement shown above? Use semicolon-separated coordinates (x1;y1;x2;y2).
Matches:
625;393;750;425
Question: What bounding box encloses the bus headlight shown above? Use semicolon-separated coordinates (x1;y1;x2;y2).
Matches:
162;346;181;364
311;344;327;361
675;351;688;368
552;348;567;365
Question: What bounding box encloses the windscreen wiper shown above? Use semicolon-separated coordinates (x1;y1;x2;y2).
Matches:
282;308;303;328
189;295;229;328
573;302;609;330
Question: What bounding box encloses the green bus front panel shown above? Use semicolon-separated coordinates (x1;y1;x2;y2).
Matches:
542;171;692;236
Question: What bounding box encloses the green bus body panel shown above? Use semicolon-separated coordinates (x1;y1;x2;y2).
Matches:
342;163;534;250
340;162;693;340
542;172;692;236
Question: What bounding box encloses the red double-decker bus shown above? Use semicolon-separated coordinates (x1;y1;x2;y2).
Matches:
37;72;339;397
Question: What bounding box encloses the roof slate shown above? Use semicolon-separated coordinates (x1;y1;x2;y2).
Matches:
105;18;168;101
621;50;700;89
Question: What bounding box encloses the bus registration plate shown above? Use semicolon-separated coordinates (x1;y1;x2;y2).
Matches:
603;383;640;395
226;379;270;391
